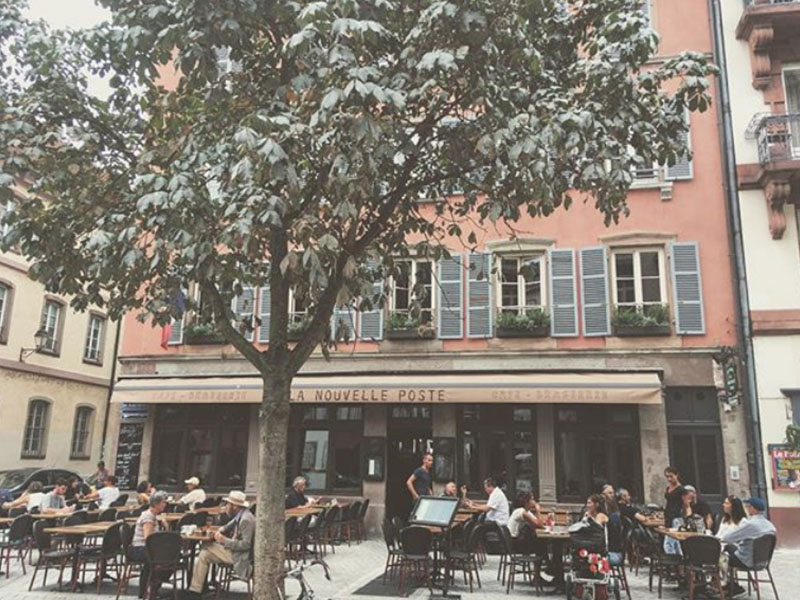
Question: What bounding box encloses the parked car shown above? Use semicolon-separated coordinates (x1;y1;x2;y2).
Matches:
0;467;82;499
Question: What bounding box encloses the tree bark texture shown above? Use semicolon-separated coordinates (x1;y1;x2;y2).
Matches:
253;372;291;600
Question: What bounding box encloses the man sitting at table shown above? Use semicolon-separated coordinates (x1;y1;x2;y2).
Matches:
286;476;316;509
40;479;75;516
179;477;206;510
466;478;509;525
131;491;169;599
185;490;255;599
615;488;648;524
65;476;91;505
721;497;776;596
84;475;121;508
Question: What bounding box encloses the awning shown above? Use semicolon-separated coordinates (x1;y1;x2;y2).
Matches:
111;372;662;405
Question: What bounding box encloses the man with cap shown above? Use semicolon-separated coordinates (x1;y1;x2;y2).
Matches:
185;490;255;598
720;497;776;595
178;476;206;510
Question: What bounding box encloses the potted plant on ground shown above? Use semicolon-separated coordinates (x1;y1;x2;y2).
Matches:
386;311;436;340
184;322;226;345
495;308;551;338
612;304;671;337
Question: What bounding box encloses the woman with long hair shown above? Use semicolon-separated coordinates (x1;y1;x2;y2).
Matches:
663;466;683;527
716;495;747;539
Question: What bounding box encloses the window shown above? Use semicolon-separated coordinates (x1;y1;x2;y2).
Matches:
782;65;800;158
289;289;308;325
391;259;434;324
555;405;641;501
792;397;800;427
39;299;64;354
0;282;10;343
22;400;50;458
459;406;537;500
612;249;666;313
84;314;105;363
286;404;363;494
497;256;544;315
70;407;94;459
0;199;13;237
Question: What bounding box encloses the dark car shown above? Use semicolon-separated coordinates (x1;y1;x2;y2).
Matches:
0;467;82;500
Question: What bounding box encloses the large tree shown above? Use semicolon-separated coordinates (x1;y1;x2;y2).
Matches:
0;0;714;596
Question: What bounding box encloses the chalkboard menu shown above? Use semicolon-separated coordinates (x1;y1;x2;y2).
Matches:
115;422;144;490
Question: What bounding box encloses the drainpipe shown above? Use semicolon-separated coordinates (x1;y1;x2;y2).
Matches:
709;0;768;503
100;318;123;462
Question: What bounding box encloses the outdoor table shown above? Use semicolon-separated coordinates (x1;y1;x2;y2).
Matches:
44;521;117;590
643;517;665;528
125;512;185;524
0;517;13;525
535;527;570;592
181;528;217;580
656;527;703;542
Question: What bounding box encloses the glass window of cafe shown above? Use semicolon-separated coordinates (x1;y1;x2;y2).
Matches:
555;404;642;502
458;405;538;501
286;404;363;495
150;404;249;490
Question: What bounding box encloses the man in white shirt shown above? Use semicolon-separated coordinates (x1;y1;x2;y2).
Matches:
467;477;510;525
179;476;206;510
87;475;121;508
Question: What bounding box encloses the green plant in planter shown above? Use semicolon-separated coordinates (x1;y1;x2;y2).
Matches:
786;424;800;451
387;312;420;331
496;307;550;331
288;318;310;337
612;304;669;328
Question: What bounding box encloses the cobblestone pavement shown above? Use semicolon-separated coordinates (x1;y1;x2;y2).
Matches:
0;540;794;600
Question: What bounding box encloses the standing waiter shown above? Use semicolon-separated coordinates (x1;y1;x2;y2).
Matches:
406;452;434;501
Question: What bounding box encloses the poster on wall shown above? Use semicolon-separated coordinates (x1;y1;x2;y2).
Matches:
768;444;800;491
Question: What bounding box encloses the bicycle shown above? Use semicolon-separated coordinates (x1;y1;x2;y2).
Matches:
276;558;331;600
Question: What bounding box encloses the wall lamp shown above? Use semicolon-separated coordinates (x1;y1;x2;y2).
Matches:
19;328;48;362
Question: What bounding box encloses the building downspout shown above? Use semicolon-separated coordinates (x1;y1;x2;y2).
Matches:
709;0;768;502
100;318;122;462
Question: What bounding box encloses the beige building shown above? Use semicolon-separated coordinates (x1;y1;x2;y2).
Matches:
0;198;118;476
719;0;800;545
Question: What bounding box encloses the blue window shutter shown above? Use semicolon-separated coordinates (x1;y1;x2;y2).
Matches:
666;112;693;181
358;261;383;341
549;249;578;337
168;317;184;345
231;285;255;342
467;252;492;338
670;242;705;335
332;305;356;341
257;284;271;343
438;256;463;339
580;247;610;337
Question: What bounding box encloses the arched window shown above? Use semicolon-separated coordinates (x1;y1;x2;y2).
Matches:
21;399;51;458
70;406;95;459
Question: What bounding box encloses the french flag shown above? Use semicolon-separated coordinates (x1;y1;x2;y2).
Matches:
160;290;187;349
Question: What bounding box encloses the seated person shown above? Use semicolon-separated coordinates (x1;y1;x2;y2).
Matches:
508;492;544;538
285;476;315;509
179;477;206;510
40;479;75;516
721;497;776;596
131;491;169;599
136;480;156;505
84;475;121;508
614;488;648;524
664;487;706;555
1;481;45;512
466;478;509;525
685;484;714;531
186;491;255;599
65;476;91;505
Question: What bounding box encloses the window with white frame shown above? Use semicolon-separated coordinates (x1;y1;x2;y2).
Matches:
289;289;309;325
612;249;666;313
497;256;545;315
84;314;105;363
783;65;800;158
0;199;13;237
21;400;50;458
391;259;434;325
0;283;9;341
70;406;94;459
40;299;63;353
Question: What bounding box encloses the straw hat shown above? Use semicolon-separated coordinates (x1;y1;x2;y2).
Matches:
223;490;250;508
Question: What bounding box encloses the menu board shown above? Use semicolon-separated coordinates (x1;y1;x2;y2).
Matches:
768;444;800;491
115;422;144;490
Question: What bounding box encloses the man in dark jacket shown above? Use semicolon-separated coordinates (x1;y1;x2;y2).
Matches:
286;476;313;509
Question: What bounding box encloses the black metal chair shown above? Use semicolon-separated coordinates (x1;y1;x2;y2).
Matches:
115;523;144;600
28;519;72;591
98;508;118;522
199;497;218;509
681;535;726;600
381;518;402;583
445;523;484;592
391;515;405;547
732;534;780;600
8;507;27;518
284;517;298;568
110;494;128;508
144;532;184;600
71;510;90;524
321;505;340;554
73;520;123;592
344;501;361;544
497;525;543;594
398;526;432;596
1;514;32;577
173;512;195;532
648;530;684;598
357;498;370;541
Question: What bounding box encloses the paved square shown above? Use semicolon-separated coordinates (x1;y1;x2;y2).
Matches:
0;540;794;599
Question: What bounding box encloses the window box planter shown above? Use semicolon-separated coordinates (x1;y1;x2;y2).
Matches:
185;326;226;345
287;329;306;342
386;327;436;340
496;325;550;338
613;324;671;337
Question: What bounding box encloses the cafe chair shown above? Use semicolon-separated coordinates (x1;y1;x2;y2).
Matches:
198;497;218;509
215;543;254;599
445;523;484;592
71;510;90;524
110;494;129;508
144;532;184;600
192;512;208;528
343;501;362;544
174;513;195;532
391;516;405;548
320;505;340;554
115;523;144;600
381;518;402;583
28;519;72;591
398;526;433;597
284;517;298;568
1;514;32;577
498;525;543;594
8;507;27;518
732;534;780;600
648;532;684;598
73;520;123;593
356;499;370;542
680;535;726;600
98;508;118;522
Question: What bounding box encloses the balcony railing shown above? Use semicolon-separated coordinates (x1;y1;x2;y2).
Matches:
744;0;799;6
756;113;800;165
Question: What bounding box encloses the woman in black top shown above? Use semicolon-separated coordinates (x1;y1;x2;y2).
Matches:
663;466;683;526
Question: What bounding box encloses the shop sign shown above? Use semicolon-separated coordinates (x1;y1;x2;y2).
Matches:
768;444;800;491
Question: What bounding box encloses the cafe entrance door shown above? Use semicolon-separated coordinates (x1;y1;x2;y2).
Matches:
386;431;433;519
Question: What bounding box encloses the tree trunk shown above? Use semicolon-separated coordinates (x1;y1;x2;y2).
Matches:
252;370;292;600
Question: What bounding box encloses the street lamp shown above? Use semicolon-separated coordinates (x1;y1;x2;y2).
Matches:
19;328;48;362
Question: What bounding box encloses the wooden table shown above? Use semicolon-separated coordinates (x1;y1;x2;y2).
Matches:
285;506;324;519
44;521;116;536
656;527;704;541
0;517;13;526
643;517;666;528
